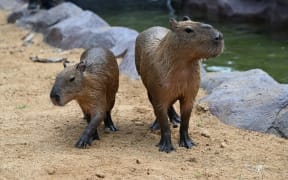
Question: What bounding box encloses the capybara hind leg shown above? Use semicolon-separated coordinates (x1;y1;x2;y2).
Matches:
148;93;180;130
148;93;160;130
154;106;175;153
104;111;118;132
168;106;181;128
150;106;180;130
179;100;195;148
75;113;103;148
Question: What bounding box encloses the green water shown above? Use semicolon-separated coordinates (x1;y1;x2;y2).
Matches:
99;10;288;83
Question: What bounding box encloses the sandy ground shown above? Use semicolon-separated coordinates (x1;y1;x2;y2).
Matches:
0;10;288;180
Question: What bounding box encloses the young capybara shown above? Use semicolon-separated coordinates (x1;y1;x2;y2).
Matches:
50;47;119;148
135;16;224;152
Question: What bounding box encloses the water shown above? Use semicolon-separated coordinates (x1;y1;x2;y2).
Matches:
99;9;288;83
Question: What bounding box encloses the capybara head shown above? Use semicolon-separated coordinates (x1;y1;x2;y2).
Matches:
50;62;86;106
169;16;224;59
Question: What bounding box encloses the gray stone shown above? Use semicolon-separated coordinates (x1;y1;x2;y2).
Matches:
118;39;139;79
16;2;83;32
45;10;109;48
45;14;139;79
0;0;25;10
200;69;288;138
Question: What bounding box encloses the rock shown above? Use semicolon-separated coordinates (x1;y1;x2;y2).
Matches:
46;167;56;175
267;108;288;138
7;4;30;24
0;0;26;10
200;69;288;138
46;20;139;79
182;0;288;30
200;129;210;138
16;2;83;32
220;142;227;148
45;10;109;48
95;173;105;178
117;39;139;79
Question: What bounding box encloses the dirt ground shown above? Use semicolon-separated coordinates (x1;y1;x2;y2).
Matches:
0;10;288;180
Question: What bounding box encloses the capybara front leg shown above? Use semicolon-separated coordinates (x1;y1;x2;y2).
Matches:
75;113;103;148
179;100;195;148
154;106;175;153
104;111;118;132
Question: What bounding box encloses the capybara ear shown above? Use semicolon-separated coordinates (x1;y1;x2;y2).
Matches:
169;18;178;31
76;62;86;73
182;16;191;21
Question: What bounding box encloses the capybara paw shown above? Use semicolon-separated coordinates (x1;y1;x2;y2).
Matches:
150;120;160;130
157;139;175;153
179;135;196;149
105;125;118;132
75;135;94;148
170;116;181;128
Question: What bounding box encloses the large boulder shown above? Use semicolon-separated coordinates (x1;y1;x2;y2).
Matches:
0;0;26;10
200;69;288;138
15;2;83;32
45;21;139;78
45;10;109;48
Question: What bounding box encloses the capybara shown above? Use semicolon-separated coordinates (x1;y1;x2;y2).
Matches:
135;16;224;152
50;47;119;148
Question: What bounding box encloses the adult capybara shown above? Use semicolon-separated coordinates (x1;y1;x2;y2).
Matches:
135;16;224;152
50;47;119;148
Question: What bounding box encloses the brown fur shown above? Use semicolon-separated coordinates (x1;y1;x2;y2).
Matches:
50;47;119;148
135;17;224;152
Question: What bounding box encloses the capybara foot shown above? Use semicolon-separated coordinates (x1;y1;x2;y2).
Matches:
170;115;181;128
168;106;181;128
179;131;195;149
157;136;175;153
150;117;180;130
105;124;118;132
104;114;118;132
150;119;160;130
75;134;94;148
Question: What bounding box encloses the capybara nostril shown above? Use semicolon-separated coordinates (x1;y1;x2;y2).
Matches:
52;94;60;103
214;32;223;41
50;91;61;105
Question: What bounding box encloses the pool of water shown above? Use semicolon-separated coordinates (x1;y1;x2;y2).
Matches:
98;9;288;83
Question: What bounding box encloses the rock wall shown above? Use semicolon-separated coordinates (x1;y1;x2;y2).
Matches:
181;0;288;30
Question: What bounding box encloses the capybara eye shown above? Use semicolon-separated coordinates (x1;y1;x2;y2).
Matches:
69;77;75;82
185;28;194;33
